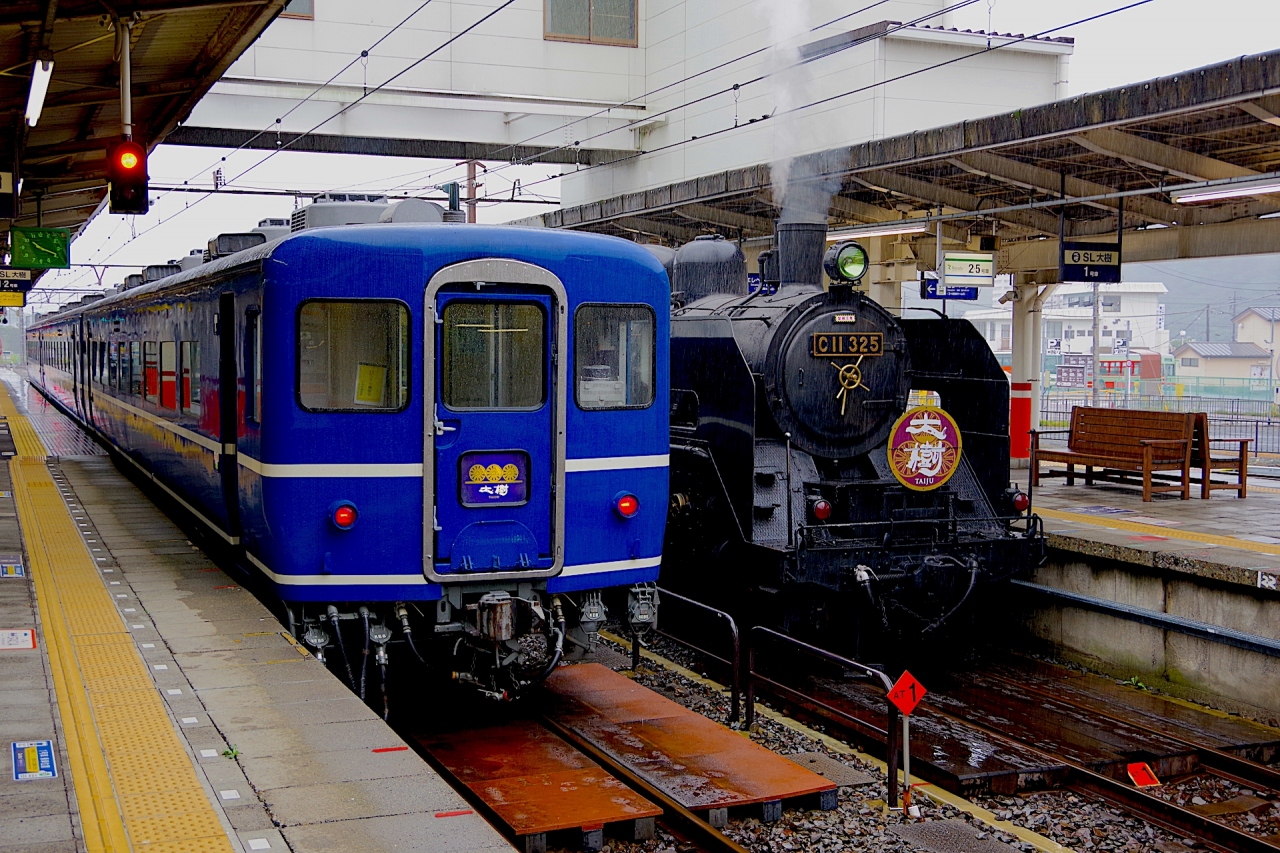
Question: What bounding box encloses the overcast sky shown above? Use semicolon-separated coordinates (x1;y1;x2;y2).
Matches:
35;0;1280;311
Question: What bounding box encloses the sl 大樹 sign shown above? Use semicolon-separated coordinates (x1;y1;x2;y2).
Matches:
887;406;963;491
1061;241;1121;283
9;226;70;270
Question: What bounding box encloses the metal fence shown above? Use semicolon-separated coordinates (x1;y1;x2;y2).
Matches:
1040;395;1280;455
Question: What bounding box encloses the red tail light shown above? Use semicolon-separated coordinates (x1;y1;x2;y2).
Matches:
1013;492;1030;513
331;502;358;530
615;493;639;519
812;499;832;521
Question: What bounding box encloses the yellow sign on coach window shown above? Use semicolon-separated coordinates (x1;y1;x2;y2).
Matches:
354;363;387;406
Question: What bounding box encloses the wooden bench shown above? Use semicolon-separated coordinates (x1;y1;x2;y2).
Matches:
1192;412;1251;499
1031;407;1194;502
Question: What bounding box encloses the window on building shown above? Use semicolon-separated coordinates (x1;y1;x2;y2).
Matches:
999;323;1011;350
575;304;655;409
1044;321;1063;340
281;0;314;19
298;301;410;412
545;0;637;45
1181;357;1200;367
1103;329;1113;337
442;301;545;410
181;342;201;415
1102;295;1121;313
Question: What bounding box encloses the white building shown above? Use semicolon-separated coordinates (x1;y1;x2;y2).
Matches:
963;282;1169;362
183;0;1073;211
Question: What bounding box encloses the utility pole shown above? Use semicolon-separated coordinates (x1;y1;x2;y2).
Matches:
1205;303;1211;342
1091;280;1100;405
465;160;478;224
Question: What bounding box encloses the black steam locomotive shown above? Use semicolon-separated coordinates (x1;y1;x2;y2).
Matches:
657;222;1043;657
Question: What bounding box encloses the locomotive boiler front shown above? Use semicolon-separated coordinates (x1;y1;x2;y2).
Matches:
730;222;911;459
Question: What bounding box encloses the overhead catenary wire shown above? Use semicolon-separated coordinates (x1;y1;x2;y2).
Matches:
41;0;521;296
505;0;1157;201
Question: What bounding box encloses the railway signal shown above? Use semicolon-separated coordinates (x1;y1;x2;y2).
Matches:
107;140;149;215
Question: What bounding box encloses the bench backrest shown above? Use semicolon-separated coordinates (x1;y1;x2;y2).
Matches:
1067;407;1194;461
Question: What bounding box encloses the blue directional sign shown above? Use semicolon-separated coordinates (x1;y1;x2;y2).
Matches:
921;280;979;301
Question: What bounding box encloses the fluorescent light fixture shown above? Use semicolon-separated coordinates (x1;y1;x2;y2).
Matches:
25;55;53;127
1170;175;1280;204
826;221;929;240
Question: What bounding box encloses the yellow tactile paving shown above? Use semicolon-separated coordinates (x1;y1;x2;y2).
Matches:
1037;506;1280;557
5;382;234;853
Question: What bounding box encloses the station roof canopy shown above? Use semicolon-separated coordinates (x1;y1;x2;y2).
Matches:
537;49;1280;276
1;0;285;236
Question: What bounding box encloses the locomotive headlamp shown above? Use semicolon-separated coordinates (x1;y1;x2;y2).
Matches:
1012;491;1030;513
330;501;358;530
823;241;870;284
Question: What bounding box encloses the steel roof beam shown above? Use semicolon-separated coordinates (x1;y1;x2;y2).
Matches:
951;151;1180;226
604;217;702;243
855;170;1061;236
675;203;773;236
1070;127;1258;182
1002;216;1280;271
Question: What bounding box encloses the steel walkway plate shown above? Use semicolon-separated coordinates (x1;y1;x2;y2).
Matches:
418;719;661;836
544;663;835;809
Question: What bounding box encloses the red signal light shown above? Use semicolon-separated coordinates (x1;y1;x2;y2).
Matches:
1013;491;1030;513
812;499;833;521
614;493;639;519
331;502;358;530
107;140;149;214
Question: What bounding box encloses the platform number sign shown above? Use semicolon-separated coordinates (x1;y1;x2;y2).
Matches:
1061;241;1121;284
11;740;57;781
888;670;927;716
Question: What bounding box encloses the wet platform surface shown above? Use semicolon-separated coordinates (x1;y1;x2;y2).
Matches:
1;372;513;853
417;718;661;849
544;663;835;813
1013;461;1280;588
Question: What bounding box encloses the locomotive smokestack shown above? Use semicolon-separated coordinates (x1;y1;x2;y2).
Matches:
775;221;827;290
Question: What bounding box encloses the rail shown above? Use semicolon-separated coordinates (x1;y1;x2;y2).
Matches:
745;626;902;808
635;588;741;722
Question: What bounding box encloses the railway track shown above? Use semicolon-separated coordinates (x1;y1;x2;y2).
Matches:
745;654;1280;853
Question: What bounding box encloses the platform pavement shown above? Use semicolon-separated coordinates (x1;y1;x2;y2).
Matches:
0;371;513;853
1011;463;1280;591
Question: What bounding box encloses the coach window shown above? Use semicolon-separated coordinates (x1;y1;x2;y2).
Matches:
298;300;409;412
574;304;655;409
129;342;142;396
160;342;177;409
442;301;544;410
181;342;201;415
545;0;636;45
143;342;159;401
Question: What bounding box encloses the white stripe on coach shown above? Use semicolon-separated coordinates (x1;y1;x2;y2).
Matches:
564;455;669;472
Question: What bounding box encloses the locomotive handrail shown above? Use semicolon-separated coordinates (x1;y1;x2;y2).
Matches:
636;588;742;722
745;626;901;809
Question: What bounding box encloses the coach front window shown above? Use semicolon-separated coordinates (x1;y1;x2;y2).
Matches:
296;300;410;412
574;303;655;410
441;302;545;410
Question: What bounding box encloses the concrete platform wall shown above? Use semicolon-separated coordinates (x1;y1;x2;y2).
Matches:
1017;555;1280;725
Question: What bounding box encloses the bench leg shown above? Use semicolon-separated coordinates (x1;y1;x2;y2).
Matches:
1066;463;1075;486
1181;463;1190;500
1031;452;1040;488
1240;448;1249;499
1201;463;1211;499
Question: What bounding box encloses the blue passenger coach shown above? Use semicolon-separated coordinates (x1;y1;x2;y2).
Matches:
26;221;669;698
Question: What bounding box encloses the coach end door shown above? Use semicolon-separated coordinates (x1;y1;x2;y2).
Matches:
424;260;566;582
